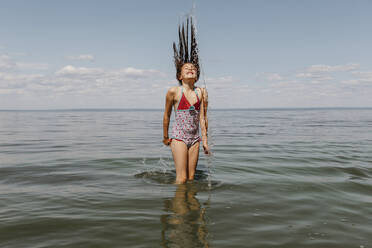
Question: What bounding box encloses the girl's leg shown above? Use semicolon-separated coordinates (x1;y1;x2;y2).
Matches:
170;139;188;184
187;141;200;180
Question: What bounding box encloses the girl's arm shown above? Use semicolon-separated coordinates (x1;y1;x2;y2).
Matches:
200;88;210;154
163;88;175;145
201;87;208;133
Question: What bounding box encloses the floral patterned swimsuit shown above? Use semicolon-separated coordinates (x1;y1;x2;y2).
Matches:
170;86;201;148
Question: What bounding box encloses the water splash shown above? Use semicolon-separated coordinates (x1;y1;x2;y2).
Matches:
183;1;215;189
191;6;215;190
158;145;173;173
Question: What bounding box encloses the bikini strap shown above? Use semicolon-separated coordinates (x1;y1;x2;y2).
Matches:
175;86;183;111
194;87;199;102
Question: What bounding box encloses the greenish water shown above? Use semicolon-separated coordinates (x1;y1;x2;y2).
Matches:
1;109;371;247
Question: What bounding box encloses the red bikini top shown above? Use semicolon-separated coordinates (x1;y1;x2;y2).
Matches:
176;87;200;111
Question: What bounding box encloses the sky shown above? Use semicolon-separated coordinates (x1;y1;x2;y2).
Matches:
1;0;372;109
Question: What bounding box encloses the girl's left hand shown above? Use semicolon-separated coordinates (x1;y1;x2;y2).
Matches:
203;143;211;155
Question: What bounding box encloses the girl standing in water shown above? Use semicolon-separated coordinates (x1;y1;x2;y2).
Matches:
163;17;210;184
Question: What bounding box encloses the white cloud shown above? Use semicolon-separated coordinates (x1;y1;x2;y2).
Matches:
242;63;372;106
0;53;169;101
117;67;166;78
295;72;333;81
293;63;359;81
0;53;48;71
351;71;372;82
65;54;95;62
262;73;283;81
16;62;48;70
306;63;359;73
295;73;312;78
1;53;372;108
55;65;103;76
341;79;361;85
0;54;15;70
256;72;284;82
204;76;234;84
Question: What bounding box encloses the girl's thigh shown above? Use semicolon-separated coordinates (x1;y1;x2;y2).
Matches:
170;139;188;174
187;141;200;176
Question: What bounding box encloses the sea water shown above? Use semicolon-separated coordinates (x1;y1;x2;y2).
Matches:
1;108;371;248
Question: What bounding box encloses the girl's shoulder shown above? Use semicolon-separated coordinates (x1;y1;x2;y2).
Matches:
167;86;180;95
196;87;207;97
196;86;207;91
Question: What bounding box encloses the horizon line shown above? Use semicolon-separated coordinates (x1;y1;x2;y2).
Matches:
1;107;372;112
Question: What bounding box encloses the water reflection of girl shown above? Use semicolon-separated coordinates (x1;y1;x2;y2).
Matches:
160;184;209;248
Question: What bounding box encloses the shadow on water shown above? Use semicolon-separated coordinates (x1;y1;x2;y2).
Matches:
160;183;210;248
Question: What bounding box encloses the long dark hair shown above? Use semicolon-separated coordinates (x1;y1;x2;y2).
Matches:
173;17;200;85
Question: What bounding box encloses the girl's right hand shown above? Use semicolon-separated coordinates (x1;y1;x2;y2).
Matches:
163;138;171;146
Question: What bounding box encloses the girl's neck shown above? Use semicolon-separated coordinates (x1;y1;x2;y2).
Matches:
181;82;196;91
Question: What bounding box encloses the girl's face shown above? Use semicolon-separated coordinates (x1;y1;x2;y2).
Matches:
179;63;197;82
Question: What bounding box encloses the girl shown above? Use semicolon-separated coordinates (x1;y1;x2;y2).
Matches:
163;17;210;184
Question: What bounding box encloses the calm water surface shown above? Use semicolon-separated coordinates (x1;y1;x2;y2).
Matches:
1;109;371;248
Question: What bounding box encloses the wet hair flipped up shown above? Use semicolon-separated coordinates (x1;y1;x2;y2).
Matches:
173;17;200;85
